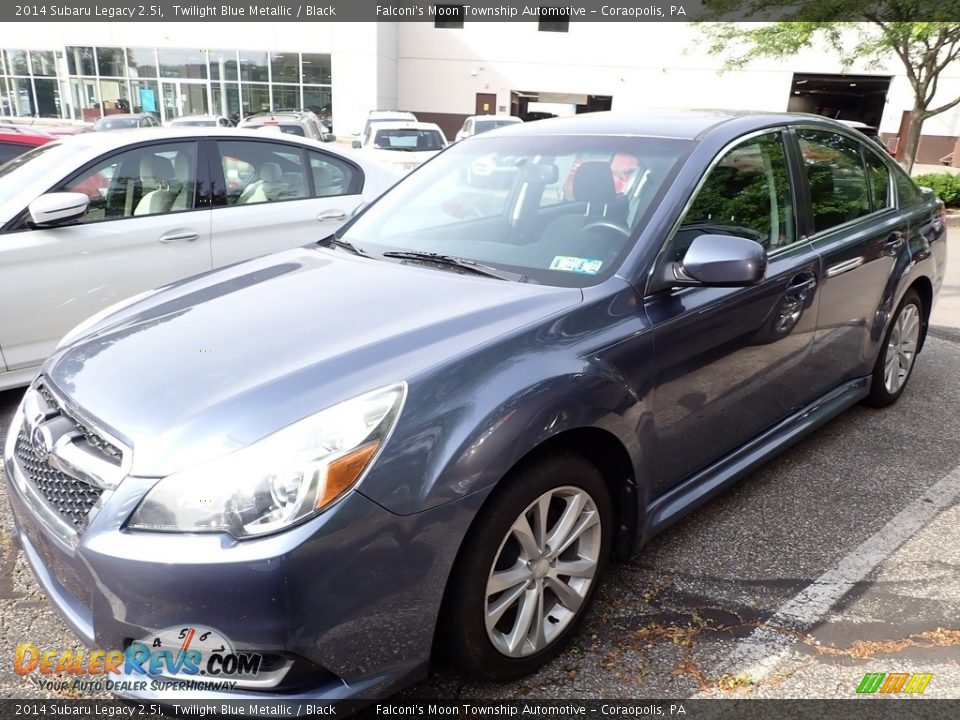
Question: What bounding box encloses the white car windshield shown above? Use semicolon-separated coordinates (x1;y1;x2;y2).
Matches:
372;129;445;151
342;134;693;287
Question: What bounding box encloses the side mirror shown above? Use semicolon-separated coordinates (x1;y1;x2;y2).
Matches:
321;132;337;143
351;140;362;149
28;192;90;227
673;234;766;287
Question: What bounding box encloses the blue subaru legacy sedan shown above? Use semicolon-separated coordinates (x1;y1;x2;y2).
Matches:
4;111;946;701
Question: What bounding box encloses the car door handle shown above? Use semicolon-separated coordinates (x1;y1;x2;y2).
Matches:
826;257;864;278
159;230;199;244
884;232;906;255
785;274;817;298
317;210;347;222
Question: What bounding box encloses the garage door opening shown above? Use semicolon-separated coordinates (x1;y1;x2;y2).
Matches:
787;73;891;128
511;91;612;122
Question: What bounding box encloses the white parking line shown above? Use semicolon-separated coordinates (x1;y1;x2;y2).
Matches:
696;462;960;689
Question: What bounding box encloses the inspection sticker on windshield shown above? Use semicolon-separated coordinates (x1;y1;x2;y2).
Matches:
549;256;603;275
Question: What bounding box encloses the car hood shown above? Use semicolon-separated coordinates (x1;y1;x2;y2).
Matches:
45;246;581;477
366;149;441;171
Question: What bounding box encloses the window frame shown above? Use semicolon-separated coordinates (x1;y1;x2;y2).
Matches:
660;127;802;259
788;124;898;240
208;137;364;209
6;138;207;232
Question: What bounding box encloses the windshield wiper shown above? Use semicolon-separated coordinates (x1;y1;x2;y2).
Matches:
380;251;526;282
319;237;373;258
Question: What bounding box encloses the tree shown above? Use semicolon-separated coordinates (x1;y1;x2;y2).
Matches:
698;3;960;172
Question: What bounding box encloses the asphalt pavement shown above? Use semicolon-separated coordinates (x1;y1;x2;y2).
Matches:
0;228;957;702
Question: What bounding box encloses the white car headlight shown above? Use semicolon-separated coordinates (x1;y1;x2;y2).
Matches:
128;383;406;539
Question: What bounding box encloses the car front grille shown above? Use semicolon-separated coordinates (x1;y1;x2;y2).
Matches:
15;429;103;530
13;382;127;534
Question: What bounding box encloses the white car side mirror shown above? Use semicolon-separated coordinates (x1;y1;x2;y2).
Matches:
29;192;90;227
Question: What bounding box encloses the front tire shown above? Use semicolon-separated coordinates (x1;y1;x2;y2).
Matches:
440;454;612;681
865;289;923;408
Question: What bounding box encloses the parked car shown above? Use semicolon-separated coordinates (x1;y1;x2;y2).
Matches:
0;125;55;164
93;113;161;131
41;124;95;137
168;114;235;128
837;119;894;156
352;120;448;173
455;114;523;142
3;111;945;704
0;127;398;389
237;110;333;142
361;109;417;138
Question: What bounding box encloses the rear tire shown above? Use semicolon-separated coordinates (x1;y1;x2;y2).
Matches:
440;454;612;681
865;289;923;408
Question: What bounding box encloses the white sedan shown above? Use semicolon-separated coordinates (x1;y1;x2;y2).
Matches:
352;121;448;174
0;127;399;390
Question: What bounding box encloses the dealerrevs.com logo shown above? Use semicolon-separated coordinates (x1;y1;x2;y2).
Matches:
856;672;934;694
14;625;261;693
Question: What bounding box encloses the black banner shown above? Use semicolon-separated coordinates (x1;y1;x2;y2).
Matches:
2;0;959;23
2;699;960;719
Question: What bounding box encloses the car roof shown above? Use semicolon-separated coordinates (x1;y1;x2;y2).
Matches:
94;113;151;121
488;109;844;140
373;121;444;132
368;110;416;119
240;112;308;122
47;127;345;152
0;130;53;144
0;125;56;139
171;114;223;121
472;115;523;123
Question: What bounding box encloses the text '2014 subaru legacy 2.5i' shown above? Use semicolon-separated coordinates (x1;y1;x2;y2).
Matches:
4;111;946;703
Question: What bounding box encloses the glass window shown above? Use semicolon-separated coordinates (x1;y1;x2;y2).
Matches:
66;47;95;76
6;50;30;76
131;79;159;115
0;142;31;165
678;132;796;254
895;169;923;207
270;53;299;84
342;135;692;288
58;142;198;221
158;48;207;80
99;79;130;113
372;127;446;151
797;129;871;234
95;48;126;77
217;140;308;206
300;54;331;85
310;152;356;197
212;83;240;119
10;78;34;116
241;83;270;115
239;51;269;83
208;49;239;82
864;150;892;212
33;78;61;117
30;51;56;77
271;85;299;111
127;48;158;79
302;87;331;118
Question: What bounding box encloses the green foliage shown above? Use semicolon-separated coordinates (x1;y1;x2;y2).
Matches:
914;172;960;205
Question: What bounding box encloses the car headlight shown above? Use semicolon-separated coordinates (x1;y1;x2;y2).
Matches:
128;383;406;538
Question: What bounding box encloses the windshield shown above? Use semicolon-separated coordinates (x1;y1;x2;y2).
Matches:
342;134;692;287
0;141;89;200
94;117;140;130
476;119;520;133
372;129;445;151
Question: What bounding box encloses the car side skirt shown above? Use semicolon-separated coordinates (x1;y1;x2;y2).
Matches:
641;377;870;545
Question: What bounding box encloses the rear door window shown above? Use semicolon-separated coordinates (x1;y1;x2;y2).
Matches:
797;129;871;233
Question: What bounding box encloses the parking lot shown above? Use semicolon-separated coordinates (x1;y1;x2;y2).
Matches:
0;227;957;702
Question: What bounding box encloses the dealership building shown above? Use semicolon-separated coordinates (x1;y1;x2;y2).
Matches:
3;20;959;163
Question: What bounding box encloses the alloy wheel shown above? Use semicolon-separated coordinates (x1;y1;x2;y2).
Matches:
883;303;920;394
484;485;602;657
